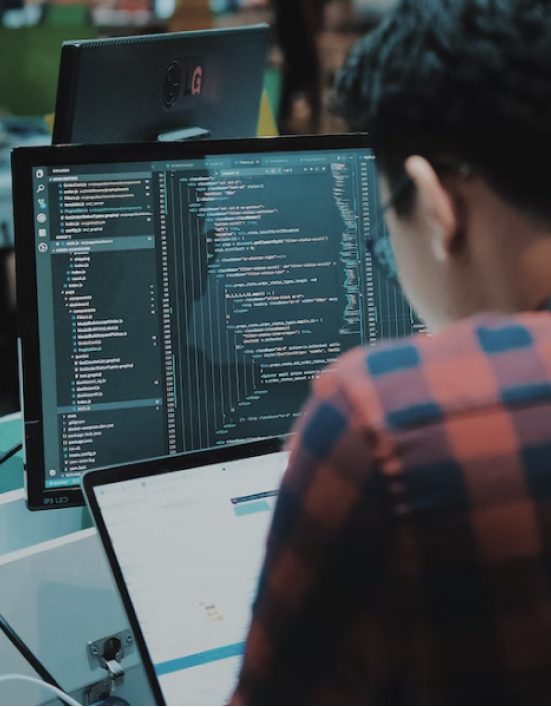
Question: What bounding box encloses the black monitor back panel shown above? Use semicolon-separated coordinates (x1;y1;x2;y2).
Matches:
52;25;269;144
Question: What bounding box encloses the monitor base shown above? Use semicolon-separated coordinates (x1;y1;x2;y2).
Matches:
157;126;211;141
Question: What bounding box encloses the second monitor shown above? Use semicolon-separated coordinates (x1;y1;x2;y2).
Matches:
13;134;423;509
52;25;269;144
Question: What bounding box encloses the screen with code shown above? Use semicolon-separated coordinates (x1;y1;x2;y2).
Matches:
31;147;423;490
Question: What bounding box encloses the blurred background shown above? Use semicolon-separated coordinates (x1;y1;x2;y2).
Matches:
0;0;396;415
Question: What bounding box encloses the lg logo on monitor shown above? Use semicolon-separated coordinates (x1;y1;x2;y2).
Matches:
163;61;204;106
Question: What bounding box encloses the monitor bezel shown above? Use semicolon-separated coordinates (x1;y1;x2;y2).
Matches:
12;133;372;510
82;436;285;707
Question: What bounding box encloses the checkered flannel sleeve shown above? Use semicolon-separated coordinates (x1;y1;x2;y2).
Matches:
230;312;551;704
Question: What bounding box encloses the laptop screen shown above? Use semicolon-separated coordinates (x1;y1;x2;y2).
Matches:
93;449;289;705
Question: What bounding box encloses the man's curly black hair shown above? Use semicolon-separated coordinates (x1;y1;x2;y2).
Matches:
334;0;551;219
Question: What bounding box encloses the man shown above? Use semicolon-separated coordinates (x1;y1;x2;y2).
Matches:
231;0;551;703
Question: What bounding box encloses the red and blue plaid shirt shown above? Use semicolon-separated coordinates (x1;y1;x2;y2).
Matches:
232;308;551;705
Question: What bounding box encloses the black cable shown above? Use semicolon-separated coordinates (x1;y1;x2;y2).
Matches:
0;442;22;466
0;612;70;705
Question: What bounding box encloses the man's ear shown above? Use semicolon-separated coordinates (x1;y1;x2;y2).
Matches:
404;155;459;262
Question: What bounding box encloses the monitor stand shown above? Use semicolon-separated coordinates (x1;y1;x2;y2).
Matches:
157;126;211;141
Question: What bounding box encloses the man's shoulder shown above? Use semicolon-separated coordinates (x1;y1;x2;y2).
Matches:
325;310;551;432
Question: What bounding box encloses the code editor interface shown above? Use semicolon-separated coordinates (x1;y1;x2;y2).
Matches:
33;147;423;488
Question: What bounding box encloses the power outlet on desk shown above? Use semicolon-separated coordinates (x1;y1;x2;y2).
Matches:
84;629;135;705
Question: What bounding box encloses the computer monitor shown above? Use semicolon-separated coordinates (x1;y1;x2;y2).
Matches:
83;438;287;706
52;25;269;144
13;134;424;510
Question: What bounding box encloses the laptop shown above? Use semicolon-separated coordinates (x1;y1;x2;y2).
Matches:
83;437;288;706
